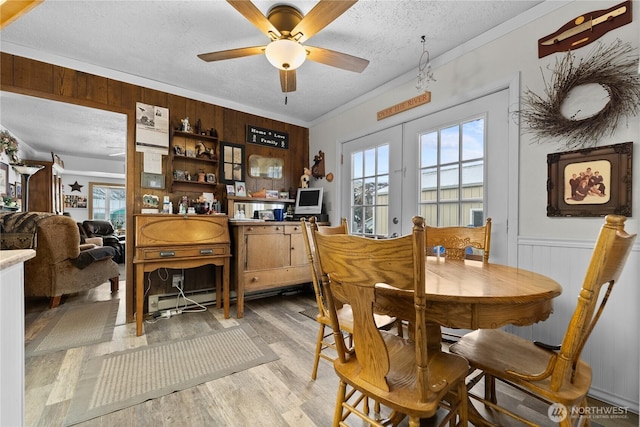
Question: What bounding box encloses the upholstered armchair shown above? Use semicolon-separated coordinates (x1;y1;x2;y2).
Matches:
0;212;119;308
82;220;124;263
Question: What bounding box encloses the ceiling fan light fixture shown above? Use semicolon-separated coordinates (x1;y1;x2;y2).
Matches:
265;39;306;70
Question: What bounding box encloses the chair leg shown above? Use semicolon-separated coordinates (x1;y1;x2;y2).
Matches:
49;295;62;309
109;276;119;293
334;381;348;427
311;323;326;380
484;374;496;404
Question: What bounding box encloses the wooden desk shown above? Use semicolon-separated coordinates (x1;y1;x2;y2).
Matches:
133;214;231;336
375;257;562;352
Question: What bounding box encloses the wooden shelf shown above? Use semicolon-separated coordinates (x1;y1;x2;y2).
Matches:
172;154;218;163
228;196;294;203
171;180;217;193
172;130;218;142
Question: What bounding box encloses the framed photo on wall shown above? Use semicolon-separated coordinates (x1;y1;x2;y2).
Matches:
234;181;247;197
0;162;8;196
547;142;632;217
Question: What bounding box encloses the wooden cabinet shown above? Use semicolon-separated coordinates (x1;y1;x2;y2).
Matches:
23;160;64;213
170;131;219;193
230;222;311;318
133;214;231;335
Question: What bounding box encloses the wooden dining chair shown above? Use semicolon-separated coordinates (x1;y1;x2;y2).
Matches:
313;216;469;427
426;218;492;261
301;216;398;380
449;214;636;427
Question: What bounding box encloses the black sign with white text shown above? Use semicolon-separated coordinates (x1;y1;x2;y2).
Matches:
246;125;289;150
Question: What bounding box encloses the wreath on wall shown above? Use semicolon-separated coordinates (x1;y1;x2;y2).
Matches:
519;39;640;149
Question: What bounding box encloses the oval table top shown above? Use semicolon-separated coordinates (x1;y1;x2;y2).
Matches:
376;257;563;330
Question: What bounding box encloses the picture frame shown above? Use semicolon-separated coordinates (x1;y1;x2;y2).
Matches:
547;142;632;217
258;210;275;220
15;181;22;199
226;184;235;196
206;173;216;183
0;162;7;196
234;181;247;197
265;189;279;199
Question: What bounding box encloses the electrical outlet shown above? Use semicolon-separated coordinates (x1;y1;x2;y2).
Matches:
172;274;183;288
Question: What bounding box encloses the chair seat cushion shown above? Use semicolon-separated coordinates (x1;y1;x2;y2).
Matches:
449;329;592;404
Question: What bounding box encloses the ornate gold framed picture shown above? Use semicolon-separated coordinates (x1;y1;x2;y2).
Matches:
547;142;632;217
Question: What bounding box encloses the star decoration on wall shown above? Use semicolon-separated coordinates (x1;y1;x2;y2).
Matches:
70;181;83;192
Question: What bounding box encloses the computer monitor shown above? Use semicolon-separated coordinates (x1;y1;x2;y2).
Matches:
294;187;324;216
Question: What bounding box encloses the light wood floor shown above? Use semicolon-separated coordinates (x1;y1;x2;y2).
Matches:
24;278;638;427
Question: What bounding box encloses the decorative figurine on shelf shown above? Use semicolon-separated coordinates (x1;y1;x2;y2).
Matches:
311;150;325;179
181;117;191;133
195;141;214;159
198;169;206;183
300;167;311;188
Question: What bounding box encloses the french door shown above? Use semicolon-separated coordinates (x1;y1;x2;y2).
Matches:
341;89;511;264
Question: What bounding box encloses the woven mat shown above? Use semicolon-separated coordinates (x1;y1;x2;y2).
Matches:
25;300;119;357
64;323;278;426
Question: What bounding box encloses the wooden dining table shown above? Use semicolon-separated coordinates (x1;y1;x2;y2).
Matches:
375;256;563;354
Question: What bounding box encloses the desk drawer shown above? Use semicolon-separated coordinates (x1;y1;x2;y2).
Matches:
284;225;302;234
243;225;285;234
139;245;229;260
242;266;311;292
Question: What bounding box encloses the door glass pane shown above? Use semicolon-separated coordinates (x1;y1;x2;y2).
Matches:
377;145;389;174
353;151;363;179
462;118;484;160
350;144;390;237
440;125;460;164
421;132;438;167
418;117;484;226
439;204;459;227
440;165;459;200
364;148;376;177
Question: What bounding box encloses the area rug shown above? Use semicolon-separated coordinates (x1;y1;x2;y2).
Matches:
64;323;278;426
25;300;119;357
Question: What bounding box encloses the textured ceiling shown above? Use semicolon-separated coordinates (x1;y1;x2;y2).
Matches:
0;0;545;160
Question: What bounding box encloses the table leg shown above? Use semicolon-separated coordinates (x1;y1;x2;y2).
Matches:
135;263;144;336
223;259;230;319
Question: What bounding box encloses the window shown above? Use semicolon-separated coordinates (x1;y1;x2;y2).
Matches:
350;144;389;236
89;182;126;229
419;117;485;226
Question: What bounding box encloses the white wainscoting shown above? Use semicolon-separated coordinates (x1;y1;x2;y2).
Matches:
514;236;639;412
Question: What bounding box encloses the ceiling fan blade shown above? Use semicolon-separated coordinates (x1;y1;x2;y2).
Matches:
227;0;281;38
292;0;357;43
305;45;369;73
198;46;266;62
280;70;297;93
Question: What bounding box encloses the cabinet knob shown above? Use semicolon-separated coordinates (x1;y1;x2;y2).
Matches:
247;227;253;231
252;277;259;282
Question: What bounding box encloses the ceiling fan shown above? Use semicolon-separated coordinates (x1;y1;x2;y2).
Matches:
197;0;369;94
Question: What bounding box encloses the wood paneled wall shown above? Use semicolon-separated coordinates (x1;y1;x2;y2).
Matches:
1;53;309;321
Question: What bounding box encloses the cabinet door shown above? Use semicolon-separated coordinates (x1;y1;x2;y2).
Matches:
289;232;308;267
245;234;290;270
